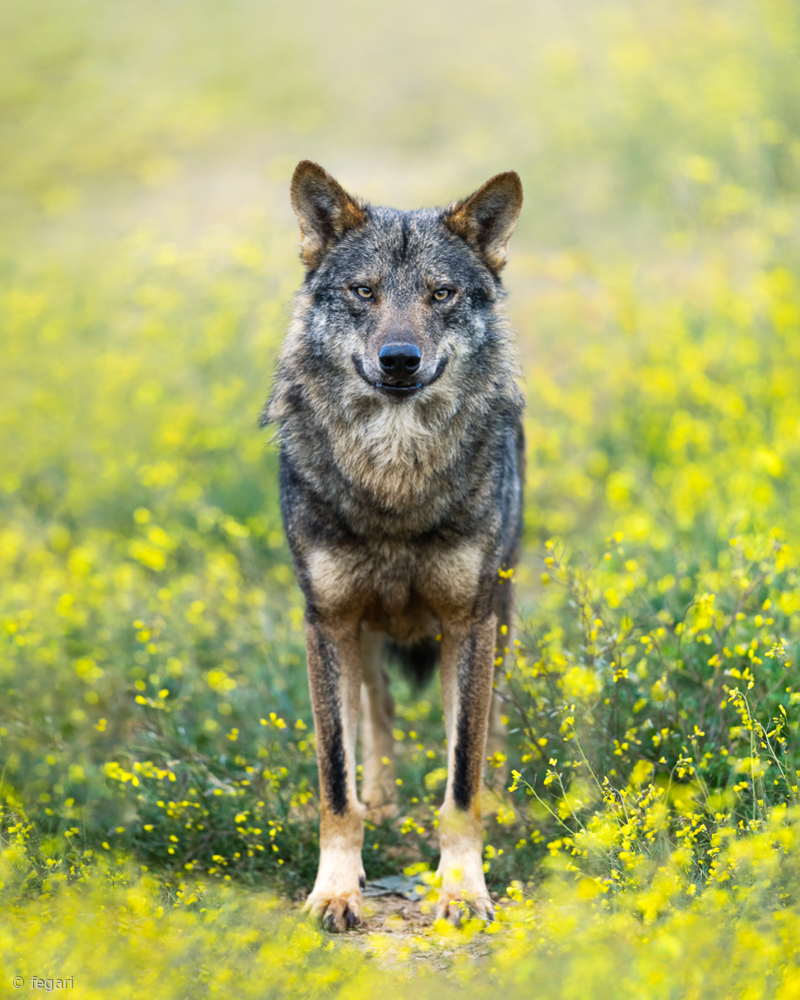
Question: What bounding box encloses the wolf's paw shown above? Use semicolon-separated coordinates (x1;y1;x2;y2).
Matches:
435;892;494;927
305;890;362;933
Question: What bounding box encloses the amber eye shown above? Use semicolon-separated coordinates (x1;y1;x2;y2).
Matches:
354;286;373;299
432;288;452;302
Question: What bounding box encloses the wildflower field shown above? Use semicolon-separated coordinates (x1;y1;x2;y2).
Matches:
5;0;800;995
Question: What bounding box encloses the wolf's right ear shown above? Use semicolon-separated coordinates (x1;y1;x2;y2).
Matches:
290;161;367;270
443;172;523;274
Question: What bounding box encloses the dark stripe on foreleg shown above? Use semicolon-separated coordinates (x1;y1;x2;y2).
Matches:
453;715;473;810
325;719;347;816
453;631;480;810
312;627;348;816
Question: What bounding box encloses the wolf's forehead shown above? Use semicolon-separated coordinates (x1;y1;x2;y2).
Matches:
352;207;467;274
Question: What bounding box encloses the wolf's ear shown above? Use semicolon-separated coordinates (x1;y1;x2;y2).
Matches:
443;172;523;273
290;161;367;270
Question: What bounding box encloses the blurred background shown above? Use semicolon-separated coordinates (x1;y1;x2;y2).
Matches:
4;0;800;894
6;0;800;247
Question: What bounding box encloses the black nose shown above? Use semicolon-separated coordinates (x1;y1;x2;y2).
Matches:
378;343;421;375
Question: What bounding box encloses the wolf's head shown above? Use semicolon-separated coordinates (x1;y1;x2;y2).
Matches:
285;161;523;403
266;163;524;517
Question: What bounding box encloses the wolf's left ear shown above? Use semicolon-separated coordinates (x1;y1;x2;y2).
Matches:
290;161;367;270
443;172;523;273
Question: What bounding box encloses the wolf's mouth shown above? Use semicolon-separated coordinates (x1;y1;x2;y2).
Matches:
350;354;449;400
375;382;423;396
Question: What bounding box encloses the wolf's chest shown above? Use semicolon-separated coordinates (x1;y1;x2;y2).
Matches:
330;404;457;513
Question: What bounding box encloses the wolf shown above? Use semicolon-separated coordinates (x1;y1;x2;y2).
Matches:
264;161;525;931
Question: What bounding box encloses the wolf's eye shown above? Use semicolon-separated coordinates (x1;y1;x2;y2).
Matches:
432;288;452;302
354;286;373;299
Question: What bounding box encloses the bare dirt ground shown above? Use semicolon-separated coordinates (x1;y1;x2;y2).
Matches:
360;893;434;937
292;886;504;955
346;892;499;971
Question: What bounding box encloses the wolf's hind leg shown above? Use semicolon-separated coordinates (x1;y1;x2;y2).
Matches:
303;615;365;932
359;627;396;819
436;614;497;925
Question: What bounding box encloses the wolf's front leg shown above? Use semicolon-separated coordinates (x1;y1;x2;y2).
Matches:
303;615;365;931
437;614;497;924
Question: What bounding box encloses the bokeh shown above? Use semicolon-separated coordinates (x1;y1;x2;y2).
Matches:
4;0;800;995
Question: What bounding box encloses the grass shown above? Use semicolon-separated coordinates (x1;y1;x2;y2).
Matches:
4;0;800;995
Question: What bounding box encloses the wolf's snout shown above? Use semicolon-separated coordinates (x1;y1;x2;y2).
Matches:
378;343;421;375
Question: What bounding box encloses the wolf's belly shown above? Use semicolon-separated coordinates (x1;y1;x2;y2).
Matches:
361;597;440;645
